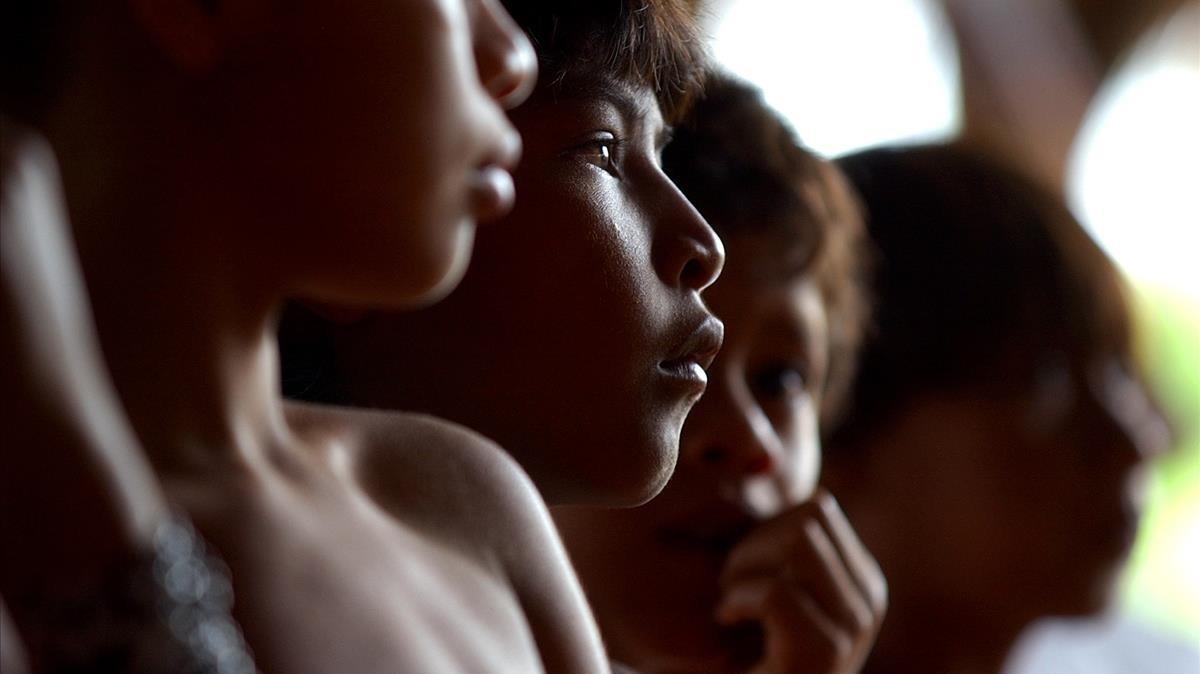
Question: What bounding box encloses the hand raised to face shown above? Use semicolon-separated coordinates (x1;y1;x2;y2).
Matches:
716;490;887;674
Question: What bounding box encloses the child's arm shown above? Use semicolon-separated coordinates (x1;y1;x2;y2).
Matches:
0;121;167;667
497;470;610;674
0;598;28;674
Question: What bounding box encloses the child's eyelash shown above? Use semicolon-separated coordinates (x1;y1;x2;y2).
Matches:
565;136;625;178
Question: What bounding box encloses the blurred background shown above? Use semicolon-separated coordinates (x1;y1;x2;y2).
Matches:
696;0;1199;656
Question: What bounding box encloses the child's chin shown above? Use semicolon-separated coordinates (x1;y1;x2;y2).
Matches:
580;445;678;508
400;229;473;307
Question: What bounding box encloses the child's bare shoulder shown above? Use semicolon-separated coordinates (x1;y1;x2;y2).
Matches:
286;402;545;558
285;402;608;672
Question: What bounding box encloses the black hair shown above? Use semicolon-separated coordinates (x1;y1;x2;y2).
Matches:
499;0;708;123
828;143;1133;449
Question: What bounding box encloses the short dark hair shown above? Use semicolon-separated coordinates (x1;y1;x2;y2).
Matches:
500;0;708;123
662;72;870;425
828;143;1134;449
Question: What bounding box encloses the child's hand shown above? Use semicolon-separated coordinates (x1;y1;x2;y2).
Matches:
715;490;886;674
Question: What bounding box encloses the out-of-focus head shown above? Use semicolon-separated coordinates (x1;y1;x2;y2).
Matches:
665;73;869;432
284;0;724;507
826;144;1173;626
553;73;869;672
1;0;537;307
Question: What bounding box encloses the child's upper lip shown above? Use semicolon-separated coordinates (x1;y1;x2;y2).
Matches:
662;315;725;371
478;128;522;174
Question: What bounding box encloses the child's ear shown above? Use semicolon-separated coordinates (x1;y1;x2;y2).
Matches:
127;0;269;72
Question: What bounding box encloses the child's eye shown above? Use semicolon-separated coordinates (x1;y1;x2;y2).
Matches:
752;364;808;401
572;136;622;178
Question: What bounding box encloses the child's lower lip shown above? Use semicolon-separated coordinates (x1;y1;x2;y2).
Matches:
468;165;515;222
657;358;708;394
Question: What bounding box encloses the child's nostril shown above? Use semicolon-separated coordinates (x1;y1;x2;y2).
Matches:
681;258;705;287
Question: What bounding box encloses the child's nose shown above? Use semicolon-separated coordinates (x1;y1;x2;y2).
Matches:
473;0;537;109
1088;367;1175;468
654;183;726;293
681;386;778;478
1097;393;1173;469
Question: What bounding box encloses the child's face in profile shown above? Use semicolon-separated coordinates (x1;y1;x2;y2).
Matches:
225;0;532;306
327;82;725;506
829;353;1168;624
554;229;829;671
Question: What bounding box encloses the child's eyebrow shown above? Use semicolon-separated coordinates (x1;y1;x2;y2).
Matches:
594;87;644;123
589;84;666;142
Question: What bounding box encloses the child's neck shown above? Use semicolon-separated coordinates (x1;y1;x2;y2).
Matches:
48;108;294;479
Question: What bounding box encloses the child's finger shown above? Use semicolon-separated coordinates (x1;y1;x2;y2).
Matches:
720;509;873;635
808;489;888;617
798;518;877;635
716;576;853;674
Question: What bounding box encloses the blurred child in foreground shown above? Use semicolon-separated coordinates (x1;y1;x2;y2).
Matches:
1;1;619;671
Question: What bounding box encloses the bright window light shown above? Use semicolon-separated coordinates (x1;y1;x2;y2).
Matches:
1068;6;1200;304
710;0;961;157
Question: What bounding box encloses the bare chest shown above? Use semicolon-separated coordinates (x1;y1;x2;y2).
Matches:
171;475;544;674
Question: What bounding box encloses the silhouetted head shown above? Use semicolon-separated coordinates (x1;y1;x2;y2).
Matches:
826;144;1171;636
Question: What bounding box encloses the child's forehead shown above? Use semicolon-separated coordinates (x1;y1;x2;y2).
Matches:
718;232;818;309
537;75;665;127
722;214;824;280
715;262;827;363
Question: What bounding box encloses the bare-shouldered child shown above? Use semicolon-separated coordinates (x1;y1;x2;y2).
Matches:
5;1;606;672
